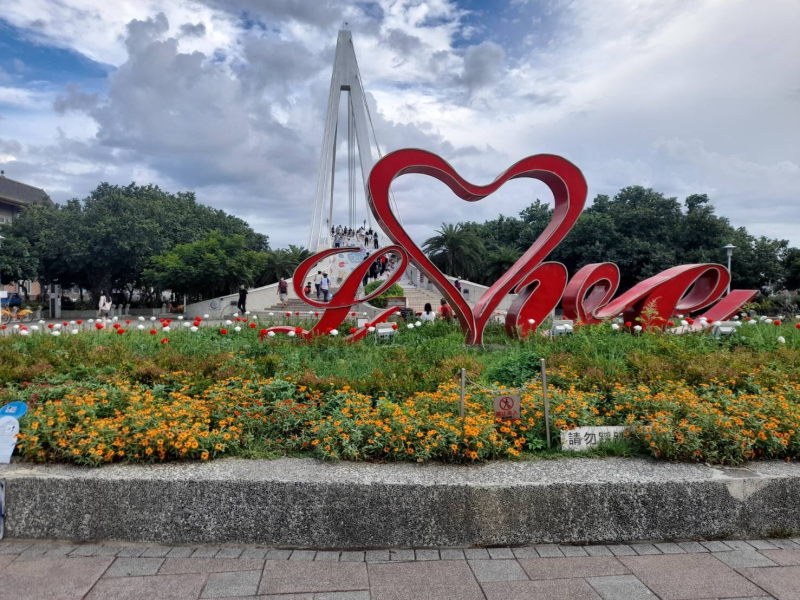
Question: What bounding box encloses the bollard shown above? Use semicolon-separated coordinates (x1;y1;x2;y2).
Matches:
541;358;551;449
460;368;466;419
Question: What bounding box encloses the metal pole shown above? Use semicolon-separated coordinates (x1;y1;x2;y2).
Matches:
460;368;466;419
727;253;732;295
541;358;551;449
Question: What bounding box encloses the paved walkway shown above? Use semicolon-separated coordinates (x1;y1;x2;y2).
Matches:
1;538;799;599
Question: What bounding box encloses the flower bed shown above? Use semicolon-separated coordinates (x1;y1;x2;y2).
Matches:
2;315;799;466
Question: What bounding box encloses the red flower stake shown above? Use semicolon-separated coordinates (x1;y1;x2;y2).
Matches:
249;322;256;329
117;328;125;335
774;320;781;326
220;329;228;335
95;323;103;330
150;329;157;335
77;320;83;325
48;324;54;329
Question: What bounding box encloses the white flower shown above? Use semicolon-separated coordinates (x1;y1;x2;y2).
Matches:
88;319;94;323
20;329;29;337
415;321;422;327
163;326;171;332
740;312;747;317
182;322;191;328
150;316;156;321
308;310;314;315
765;318;773;325
748;320;757;326
633;325;642;332
51;330;61;337
368;326;376;333
713;321;722;326
178;316;184;320
740;336;746;340
363;312;368;316
225;319;233;325
245;311;251;315
203;314;210;319
287;331;295;337
233;312;238;318
70;320;76;325
795;315;800;320
54;323;62;329
252;315;257;320
733;321;742;327
778;336;786;344
699;316;708;322
112;316;118;322
759;315;767;321
31;326;39;331
733;316;739;320
190;326;198;332
268;312;274;316
329;329;338;336
39;319;45;324
13;324;19;329
611;323;620;330
267;331;275;338
70;329;78;335
677;314;684;318
234;326;242;332
137;324;145;330
680;319;688;326
138;316;145;321
407;324;414;329
527;318;535;325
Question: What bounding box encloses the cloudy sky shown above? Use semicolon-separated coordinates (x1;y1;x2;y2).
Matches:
1;0;798;250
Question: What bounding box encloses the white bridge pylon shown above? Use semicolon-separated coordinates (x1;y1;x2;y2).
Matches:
308;30;397;252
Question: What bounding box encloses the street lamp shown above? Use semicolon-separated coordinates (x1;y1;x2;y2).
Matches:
723;244;736;295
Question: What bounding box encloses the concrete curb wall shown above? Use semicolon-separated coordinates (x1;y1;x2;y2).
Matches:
2;458;800;547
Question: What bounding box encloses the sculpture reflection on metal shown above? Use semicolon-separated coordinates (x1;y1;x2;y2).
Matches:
280;149;756;345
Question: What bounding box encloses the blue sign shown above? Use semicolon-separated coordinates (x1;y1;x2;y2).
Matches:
0;402;27;419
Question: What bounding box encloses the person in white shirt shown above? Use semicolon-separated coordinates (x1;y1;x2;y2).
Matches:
320;273;331;302
419;302;436;322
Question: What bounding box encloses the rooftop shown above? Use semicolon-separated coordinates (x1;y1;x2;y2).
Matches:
0;172;49;206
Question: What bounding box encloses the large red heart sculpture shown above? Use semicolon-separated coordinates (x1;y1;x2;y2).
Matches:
367;149;587;345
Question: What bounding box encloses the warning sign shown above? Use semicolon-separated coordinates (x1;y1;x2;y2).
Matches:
493;394;521;421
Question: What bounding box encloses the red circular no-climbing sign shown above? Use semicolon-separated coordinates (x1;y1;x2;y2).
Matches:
499;397;514;410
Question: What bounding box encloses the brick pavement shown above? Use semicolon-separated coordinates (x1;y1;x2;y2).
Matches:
1;538;798;599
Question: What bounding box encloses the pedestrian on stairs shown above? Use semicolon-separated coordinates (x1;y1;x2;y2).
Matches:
314;271;322;299
320;273;331;302
373;231;379;249
278;278;289;308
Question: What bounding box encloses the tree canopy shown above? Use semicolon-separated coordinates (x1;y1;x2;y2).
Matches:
430;186;796;292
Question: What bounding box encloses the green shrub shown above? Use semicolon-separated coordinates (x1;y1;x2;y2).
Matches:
363;281;404;308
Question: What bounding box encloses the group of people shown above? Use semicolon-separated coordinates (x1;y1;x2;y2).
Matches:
298;271;331;303
419;299;454;322
361;252;393;287
330;224;380;250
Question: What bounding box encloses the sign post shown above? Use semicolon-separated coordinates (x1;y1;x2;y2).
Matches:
541;358;551;449
493;393;521;421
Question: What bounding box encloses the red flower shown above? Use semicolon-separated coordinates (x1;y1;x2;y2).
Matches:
315;312;320;317
285;312;291;317
624;321;632;328
259;329;267;335
160;338;169;344
391;323;398;330
744;316;751;321
125;319;131;325
416;312;421;316
95;323;103;330
117;328;125;335
351;312;356;316
220;329;228;335
796;323;800;329
77;320;83;325
112;323;120;329
236;317;242;322
295;311;300;316
294;326;303;334
195;317;202;322
0;325;6;330
686;317;694;325
48;324;54;329
62;321;68;327
150;329;157;335
249;322;256;329
667;320;675;327
774;320;781;326
364;322;371;329
349;328;357;334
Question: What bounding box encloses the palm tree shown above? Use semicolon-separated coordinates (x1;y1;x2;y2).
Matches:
258;250;295;285
286;245;313;267
484;245;522;284
423;223;484;279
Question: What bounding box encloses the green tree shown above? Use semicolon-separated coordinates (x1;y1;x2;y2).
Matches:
144;232;268;300
0;234;39;300
422;223;484;279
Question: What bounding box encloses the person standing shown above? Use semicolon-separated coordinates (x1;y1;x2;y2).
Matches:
97;291;111;320
237;286;248;312
278;278;289;308
320;272;330;302
314;271;322;299
454;279;462;294
373;231;379;249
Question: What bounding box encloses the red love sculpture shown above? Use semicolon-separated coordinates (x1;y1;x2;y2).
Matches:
367;149;587;345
